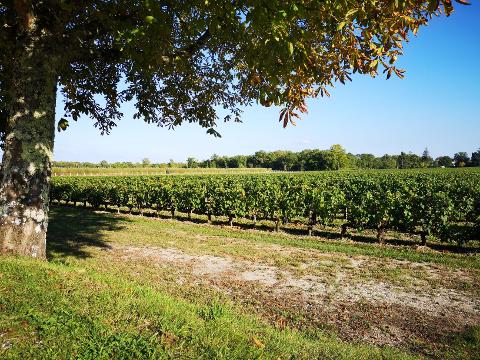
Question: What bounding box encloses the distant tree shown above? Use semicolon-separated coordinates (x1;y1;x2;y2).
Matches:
270;151;297;171
208;154;219;168
226;155;246;168
421;148;433;168
378;154;397;169
246;155;257;168
397;152;422;169
356;154;377;169
252;151;273;169
345;153;358;169
327;144;349;170
454;152;470;167
187;157;198;168
397;152;406;169
435;156;453;168
99;160;109;168
142;158;151;167
471;149;480;167
302;149;327;171
215;156;228;168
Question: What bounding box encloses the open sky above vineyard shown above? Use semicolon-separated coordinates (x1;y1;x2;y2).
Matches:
52;5;480;163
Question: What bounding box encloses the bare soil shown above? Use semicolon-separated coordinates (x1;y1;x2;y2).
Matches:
109;242;479;356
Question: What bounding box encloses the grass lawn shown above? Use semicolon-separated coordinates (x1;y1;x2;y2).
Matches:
1;206;479;359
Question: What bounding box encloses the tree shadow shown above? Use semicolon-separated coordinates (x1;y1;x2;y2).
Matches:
46;206;130;261
50;204;480;256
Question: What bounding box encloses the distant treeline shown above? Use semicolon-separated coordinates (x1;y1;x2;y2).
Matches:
53;145;480;171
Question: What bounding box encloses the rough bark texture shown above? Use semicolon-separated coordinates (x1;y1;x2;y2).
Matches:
377;226;386;245
274;218;280;232
0;16;57;259
421;232;427;246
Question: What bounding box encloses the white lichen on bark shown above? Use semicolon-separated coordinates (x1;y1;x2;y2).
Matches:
0;18;57;259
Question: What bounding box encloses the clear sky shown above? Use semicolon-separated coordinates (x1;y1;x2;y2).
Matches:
53;5;480;163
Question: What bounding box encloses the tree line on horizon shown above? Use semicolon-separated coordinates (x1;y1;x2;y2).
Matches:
52;145;480;171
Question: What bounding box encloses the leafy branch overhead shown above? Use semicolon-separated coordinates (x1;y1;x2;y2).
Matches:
0;0;470;139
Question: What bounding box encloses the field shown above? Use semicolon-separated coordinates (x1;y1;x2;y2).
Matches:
51;168;480;246
2;168;480;359
1;206;479;359
52;167;272;177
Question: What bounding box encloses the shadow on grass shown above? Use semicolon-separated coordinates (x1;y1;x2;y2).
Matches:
47;206;131;261
49;203;480;255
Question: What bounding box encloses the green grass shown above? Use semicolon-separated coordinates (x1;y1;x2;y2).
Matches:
87;207;480;270
0;258;416;359
1;206;479;359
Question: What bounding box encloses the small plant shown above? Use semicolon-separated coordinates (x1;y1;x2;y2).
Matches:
198;300;225;321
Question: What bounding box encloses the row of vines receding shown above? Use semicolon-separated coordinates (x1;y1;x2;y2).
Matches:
50;169;480;246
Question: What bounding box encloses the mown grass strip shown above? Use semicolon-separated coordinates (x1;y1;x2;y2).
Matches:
0;257;416;360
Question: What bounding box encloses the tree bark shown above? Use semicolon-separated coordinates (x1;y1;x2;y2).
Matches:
0;19;57;259
420;232;427;246
308;212;317;236
377;226;386;245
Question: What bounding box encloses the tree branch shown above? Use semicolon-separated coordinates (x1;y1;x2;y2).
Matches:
173;28;211;58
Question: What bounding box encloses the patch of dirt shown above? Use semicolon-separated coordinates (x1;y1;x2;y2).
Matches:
111;244;480;355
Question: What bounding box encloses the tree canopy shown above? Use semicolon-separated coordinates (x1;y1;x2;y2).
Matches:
0;0;467;142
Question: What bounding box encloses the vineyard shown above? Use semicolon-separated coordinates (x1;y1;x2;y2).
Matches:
50;168;480;246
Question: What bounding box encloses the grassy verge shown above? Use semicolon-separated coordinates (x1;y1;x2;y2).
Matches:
0;257;416;360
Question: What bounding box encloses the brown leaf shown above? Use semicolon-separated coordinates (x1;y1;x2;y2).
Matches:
252;336;265;349
161;332;177;347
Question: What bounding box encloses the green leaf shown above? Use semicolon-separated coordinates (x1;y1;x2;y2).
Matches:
288;42;294;56
57;118;69;132
337;22;346;31
206;128;222;137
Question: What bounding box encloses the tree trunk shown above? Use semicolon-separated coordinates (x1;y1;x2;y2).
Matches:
377;226;386;245
420;232;427;246
308;212;317;236
0;23;57;259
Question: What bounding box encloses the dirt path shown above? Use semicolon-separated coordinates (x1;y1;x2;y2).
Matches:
109;243;480;355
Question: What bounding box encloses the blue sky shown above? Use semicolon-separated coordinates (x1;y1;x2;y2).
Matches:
54;5;480;163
